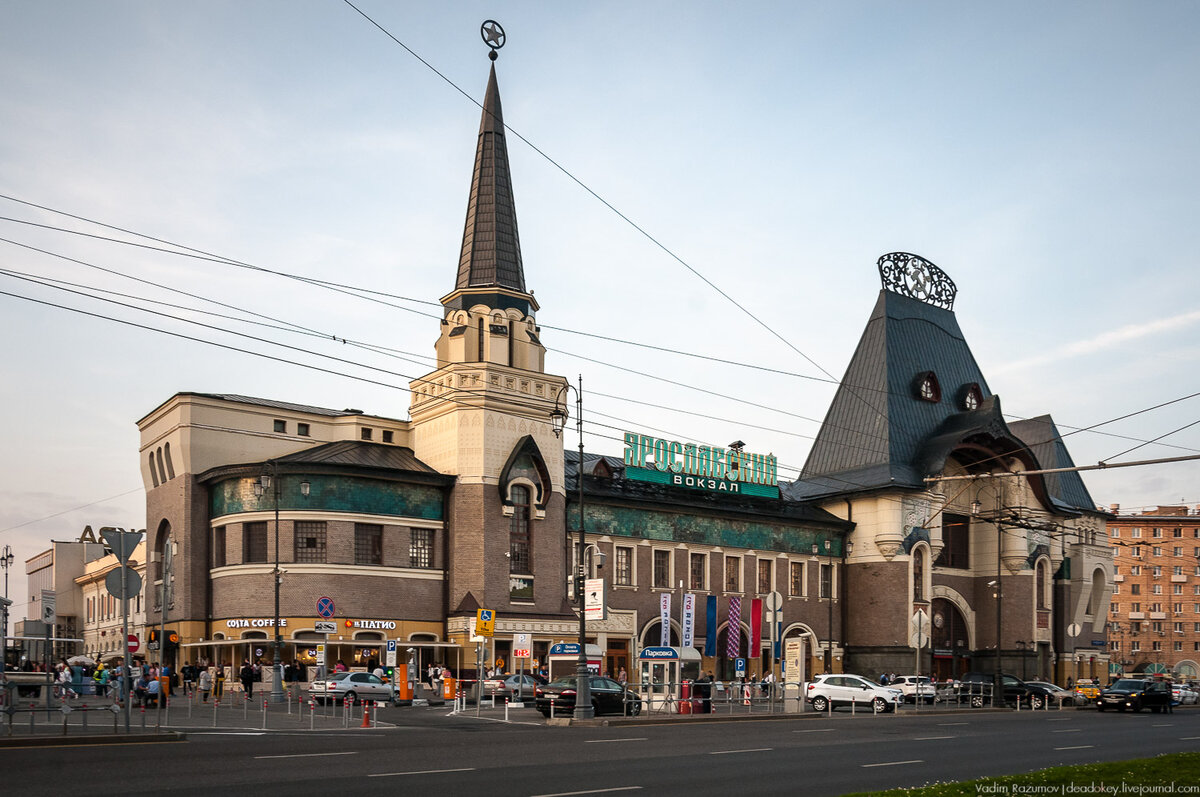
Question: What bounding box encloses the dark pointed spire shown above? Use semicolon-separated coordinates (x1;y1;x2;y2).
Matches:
454;62;526;295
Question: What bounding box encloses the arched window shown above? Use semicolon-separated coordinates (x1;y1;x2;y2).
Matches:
155;447;167;485
163;443;176;479
509;485;531;574
913;546;926;602
149;453;159;487
1088;568;1107;615
1037;560;1050;609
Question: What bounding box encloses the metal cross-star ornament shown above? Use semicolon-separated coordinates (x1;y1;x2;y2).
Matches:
481;20;506;52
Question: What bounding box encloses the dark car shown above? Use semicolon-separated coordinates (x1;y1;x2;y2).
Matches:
1097;678;1173;713
958;672;1055;709
535;675;642;717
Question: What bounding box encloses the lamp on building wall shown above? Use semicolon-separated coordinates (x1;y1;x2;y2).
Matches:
256;460;285;704
551;376;592;719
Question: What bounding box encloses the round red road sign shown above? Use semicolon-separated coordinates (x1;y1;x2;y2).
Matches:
127;634;140;652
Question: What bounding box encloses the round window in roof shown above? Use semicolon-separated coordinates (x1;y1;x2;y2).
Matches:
914;371;941;403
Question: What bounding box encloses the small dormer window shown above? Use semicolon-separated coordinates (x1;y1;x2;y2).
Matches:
914;371;941;403
962;383;983;411
361;428;373;441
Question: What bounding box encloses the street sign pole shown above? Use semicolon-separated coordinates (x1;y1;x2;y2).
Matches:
102;527;143;733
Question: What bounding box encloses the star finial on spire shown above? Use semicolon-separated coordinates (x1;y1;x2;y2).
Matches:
481;20;505;61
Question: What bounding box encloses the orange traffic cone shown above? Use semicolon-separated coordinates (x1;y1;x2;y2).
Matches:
361;701;370;728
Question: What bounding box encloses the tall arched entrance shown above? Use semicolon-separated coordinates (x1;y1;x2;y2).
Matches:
931;598;971;680
715;625;750;680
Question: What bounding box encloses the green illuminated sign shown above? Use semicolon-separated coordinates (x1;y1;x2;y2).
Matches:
622;432;779;498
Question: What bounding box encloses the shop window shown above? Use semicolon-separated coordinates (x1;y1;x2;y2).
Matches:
509;485;531;574
689;552;707;591
820;563;833;599
212;527;226;568
294;521;327;563
790;561;805;596
355;524;383;565
652;550;671;589
757;559;773;594
936;513;970;569
724;555;741;592
410;528;434;569
614;546;633;586
244;522;268;563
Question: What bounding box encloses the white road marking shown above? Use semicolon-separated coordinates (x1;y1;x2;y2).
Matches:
937;722;968;726
793;728;836;733
1180;736;1200;741
256;751;357;760
710;748;773;755
912;736;954;741
1054;746;1094;751
862;760;923;768
369;768;476;778
1052;729;1081;733
1152;724;1174;727
531;788;643;797
586;738;649;744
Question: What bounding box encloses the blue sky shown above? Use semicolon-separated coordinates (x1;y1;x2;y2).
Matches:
2;1;1199;616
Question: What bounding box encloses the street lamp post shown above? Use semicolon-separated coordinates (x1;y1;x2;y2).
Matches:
1;545;13;677
257;461;285;704
552;376;592;720
972;490;1004;703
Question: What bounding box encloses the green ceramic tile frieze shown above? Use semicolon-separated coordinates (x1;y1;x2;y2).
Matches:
569;503;840;555
211;475;444;520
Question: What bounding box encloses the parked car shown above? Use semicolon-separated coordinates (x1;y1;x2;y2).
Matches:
806;674;902;713
308;671;394;705
957;672;1056;709
535;675;642;717
891;675;937;704
1025;680;1081;706
1097;678;1173;713
1170;683;1197;705
1073;678;1101;702
484;673;546;700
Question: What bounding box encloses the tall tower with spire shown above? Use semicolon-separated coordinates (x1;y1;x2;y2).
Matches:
410;28;572;636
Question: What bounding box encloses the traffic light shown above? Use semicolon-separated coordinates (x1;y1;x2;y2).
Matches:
147;629;180;651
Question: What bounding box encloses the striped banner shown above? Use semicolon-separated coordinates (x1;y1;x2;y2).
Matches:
726;596;742;659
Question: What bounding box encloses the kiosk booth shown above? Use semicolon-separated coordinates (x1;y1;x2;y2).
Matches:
547;643;603;681
638;646;702;713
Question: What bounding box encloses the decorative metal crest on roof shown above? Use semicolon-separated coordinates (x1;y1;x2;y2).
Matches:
877;252;956;309
481;20;506;60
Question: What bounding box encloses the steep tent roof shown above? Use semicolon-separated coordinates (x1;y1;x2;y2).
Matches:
1008;415;1098;513
792;287;994;498
454;62;526;294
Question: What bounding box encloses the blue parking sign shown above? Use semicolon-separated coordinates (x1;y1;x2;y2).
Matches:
735;658;746;678
387;640;396;653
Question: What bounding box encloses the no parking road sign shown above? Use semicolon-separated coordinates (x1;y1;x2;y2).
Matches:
316;597;336;618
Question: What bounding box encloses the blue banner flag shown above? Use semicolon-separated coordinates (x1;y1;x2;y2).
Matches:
704;595;717;656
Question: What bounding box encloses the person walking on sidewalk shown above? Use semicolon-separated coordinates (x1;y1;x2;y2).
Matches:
239;660;255;699
199;667;212;702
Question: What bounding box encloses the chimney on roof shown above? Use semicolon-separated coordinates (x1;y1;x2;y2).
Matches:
1109;503;1120;514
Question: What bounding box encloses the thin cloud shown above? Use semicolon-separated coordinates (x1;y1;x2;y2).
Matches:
994;308;1200;374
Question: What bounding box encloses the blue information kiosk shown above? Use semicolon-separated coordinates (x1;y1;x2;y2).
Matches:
638;646;702;713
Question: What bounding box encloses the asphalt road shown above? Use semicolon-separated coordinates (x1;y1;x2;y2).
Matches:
4;707;1197;796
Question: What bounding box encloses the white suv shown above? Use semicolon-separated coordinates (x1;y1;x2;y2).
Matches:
806;674;902;713
891;675;936;704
